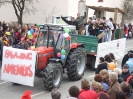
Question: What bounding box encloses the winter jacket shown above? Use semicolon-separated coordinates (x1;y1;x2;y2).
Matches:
107;81;120;99
97;91;110;99
121;54;129;67
2;24;8;32
127;92;133;99
0;31;3;37
128;24;132;31
23;41;29;50
8;37;13;46
106;19;114;30
0;40;4;60
78;89;98;99
118;75;124;83
15;32;21;44
61;17;78;30
10;32;15;42
100;82;109;92
98;22;106;30
95;62;108;74
126;58;133;73
75;12;86;27
121;71;131;81
88;24;97;36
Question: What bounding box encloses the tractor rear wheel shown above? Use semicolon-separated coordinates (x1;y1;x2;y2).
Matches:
43;62;62;91
66;47;86;80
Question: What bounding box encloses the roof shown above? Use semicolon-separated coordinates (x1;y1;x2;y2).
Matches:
86;6;125;14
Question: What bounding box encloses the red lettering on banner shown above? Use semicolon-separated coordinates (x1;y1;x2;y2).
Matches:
4;50;32;60
3;64;33;77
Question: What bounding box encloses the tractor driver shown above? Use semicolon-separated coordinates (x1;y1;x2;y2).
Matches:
37;31;46;46
37;31;54;46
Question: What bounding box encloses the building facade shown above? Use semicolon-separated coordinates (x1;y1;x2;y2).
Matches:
0;0;123;24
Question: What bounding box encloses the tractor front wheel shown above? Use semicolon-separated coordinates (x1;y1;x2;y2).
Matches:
66;47;86;81
43;62;62;91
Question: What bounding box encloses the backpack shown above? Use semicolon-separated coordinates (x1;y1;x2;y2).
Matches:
126;74;133;92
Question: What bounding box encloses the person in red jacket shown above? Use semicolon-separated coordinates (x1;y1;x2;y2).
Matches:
15;28;22;45
78;79;98;99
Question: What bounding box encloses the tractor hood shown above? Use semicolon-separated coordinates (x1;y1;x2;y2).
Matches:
34;46;54;53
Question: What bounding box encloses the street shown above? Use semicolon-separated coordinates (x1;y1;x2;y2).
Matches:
0;39;133;99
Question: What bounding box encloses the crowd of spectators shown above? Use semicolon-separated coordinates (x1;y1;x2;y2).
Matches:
61;11;133;44
49;50;133;99
0;21;38;64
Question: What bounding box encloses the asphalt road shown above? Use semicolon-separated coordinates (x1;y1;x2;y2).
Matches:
0;39;133;99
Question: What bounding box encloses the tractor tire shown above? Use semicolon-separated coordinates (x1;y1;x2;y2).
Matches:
66;47;86;81
91;56;96;71
43;62;62;91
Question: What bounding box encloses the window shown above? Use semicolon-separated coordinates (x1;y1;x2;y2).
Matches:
36;30;53;47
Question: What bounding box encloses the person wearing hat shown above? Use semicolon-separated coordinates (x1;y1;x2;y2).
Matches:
88;20;97;36
21;90;32;99
3;32;9;46
121;64;131;81
121;50;133;68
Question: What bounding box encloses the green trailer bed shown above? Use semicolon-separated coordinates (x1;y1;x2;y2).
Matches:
71;35;98;54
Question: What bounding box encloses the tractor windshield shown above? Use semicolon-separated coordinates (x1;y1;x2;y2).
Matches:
36;31;53;47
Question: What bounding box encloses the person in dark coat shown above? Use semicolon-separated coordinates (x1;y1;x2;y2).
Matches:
0;37;4;63
95;57;108;74
120;82;133;99
121;64;131;81
61;16;78;30
88;20;97;36
0;26;4;37
2;21;8;32
116;91;127;99
121;50;133;68
104;54;113;63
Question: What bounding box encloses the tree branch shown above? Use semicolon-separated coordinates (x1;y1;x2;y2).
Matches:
12;0;20;18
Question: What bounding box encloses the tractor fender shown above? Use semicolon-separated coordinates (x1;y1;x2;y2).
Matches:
70;43;85;49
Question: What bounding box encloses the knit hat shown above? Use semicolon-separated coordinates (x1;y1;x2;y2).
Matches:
128;50;133;54
5;32;10;36
21;90;32;99
123;64;129;69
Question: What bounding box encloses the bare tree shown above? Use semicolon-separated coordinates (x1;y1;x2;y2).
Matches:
40;6;59;23
0;0;38;26
121;0;133;21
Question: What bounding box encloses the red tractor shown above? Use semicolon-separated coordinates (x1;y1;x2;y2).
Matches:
34;24;86;90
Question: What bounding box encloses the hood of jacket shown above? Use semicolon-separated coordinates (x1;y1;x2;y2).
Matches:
98;62;107;68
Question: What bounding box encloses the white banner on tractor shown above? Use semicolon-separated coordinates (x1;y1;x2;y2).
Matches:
1;46;37;87
95;38;126;68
